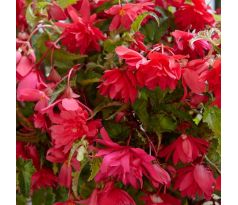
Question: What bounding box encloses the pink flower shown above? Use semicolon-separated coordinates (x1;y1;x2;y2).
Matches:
174;0;215;31
159;134;209;165
16;49;35;79
48;2;67;21
115;46;147;69
47;100;101;154
206;58;221;108
172;30;211;59
136;52;182;90
80;182;136;205
58;161;72;188
142;193;181;205
56;1;105;54
155;0;184;9
105;2;154;31
182;58;210;100
31;168;57;190
95;128;170;189
174;164;216;200
17;70;49;111
215;175;221;191
16;0;27;31
48;103;88;153
98;68;138;103
16;142;40;170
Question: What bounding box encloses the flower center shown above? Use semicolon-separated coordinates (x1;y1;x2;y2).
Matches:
119;9;126;16
181;134;188;140
72;128;78;133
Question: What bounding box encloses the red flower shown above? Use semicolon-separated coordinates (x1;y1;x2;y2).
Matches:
48;2;67;21
174;164;215;200
98;68;138;103
142;193;181;205
58;161;72;188
48;102;89;153
16;49;35;79
95;128;170;189
16;142;40;170
115;46;147;69
206;58;221;108
105;2;154;31
215;175;221;191
54;201;77;205
159;134;209;165
155;0;184;9
174;0;215;31
172;30;211;59
182;58;210;100
56;1;105;54
17;70;50;112
16;0;27;31
80;182;136;205
136;52;182;90
31;168;57;190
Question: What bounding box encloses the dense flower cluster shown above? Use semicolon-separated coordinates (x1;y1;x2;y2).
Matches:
16;0;221;204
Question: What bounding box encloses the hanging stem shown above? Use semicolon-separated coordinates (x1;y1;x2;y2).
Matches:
205;155;221;175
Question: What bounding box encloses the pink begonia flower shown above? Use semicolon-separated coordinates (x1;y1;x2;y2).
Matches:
174;164;216;200
31;168;57;191
172;30;211;59
80;182;136;205
98;68;138;103
136;52;183;91
115;46;147;69
95;128;170;189
159;134;209;165
105;2;154;31
174;0;215;31
55;0;105;54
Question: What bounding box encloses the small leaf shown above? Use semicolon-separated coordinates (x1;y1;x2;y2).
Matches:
131;12;160;33
48;83;66;105
88;158;102;181
193;113;203;125
17;158;35;197
26;3;38;27
56;0;78;9
203;105;221;137
32;188;56;205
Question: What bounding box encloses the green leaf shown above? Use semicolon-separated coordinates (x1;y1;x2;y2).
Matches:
133;98;149;129
32;188;56;205
17;158;35;197
48;83;66;105
26;3;38;27
16;194;27;205
203;106;221;137
88;158;102;181
151;114;177;133
193;113;203;125
56;0;78;8
131;12;160;33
